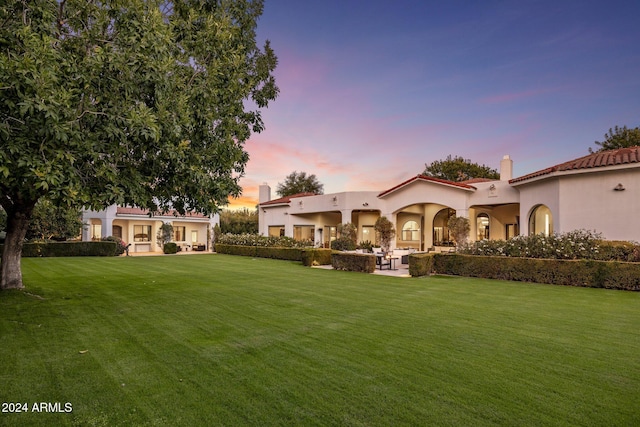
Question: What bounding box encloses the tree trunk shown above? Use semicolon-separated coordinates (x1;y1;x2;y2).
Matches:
1;207;33;290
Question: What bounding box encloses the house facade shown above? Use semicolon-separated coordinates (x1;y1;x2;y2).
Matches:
259;147;640;250
82;205;219;253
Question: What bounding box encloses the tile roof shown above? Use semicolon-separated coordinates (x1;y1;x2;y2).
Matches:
378;175;475;198
116;207;208;218
259;192;318;206
510;146;640;184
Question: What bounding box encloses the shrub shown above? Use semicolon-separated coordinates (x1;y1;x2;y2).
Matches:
358;240;373;253
408;253;436;277
101;236;127;255
331;252;376;273
2;241;118;257
163;242;178;254
331;237;356;251
301;248;333;266
423;253;640;291
216;233;313;248
460;230;607;260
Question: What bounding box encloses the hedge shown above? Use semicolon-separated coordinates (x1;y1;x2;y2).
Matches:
163;242;178;254
408;253;436;277
0;241;118;257
213;244;334;266
300;249;333;266
331;252;376;273
409;253;640;291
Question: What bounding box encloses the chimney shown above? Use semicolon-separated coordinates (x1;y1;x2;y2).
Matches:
259;183;271;204
500;155;513;181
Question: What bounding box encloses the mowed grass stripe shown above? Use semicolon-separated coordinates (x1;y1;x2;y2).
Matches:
0;254;638;426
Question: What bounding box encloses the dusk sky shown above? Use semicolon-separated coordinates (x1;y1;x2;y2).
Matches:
227;0;640;209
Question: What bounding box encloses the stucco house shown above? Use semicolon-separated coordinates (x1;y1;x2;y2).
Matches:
258;147;640;251
82;205;219;253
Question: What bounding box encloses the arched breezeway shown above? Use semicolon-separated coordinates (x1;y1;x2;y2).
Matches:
393;203;457;251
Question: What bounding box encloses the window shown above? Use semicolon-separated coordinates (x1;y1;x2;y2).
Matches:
477;214;489;240
402;221;420;241
361;225;374;243
134;225;151;242
506;224;519;239
91;224;102;240
268;226;285;237
174;226;186;241
293;225;314;241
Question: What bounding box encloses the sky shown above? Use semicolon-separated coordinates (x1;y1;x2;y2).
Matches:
226;0;640;209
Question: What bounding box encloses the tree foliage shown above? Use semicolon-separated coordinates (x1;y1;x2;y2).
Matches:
0;0;278;289
447;216;470;247
590;125;640;153
276;171;324;197
25;200;84;241
220;208;258;234
423;155;499;182
374;217;396;252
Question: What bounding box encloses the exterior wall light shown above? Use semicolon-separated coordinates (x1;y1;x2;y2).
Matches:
614;183;625;191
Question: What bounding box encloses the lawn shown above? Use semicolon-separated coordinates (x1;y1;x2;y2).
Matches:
1;254;639;426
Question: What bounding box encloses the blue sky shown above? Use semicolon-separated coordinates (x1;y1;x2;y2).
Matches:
228;0;640;209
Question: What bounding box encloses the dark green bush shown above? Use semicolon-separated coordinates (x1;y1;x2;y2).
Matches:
214;244;257;257
331;252;376;273
331;237;357;251
408;253;435;277
301;248;333;266
0;241;118;257
421;254;640;291
101;236;127;255
163;242;178;254
255;246;303;261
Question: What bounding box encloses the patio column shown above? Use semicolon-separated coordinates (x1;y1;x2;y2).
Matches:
340;209;352;224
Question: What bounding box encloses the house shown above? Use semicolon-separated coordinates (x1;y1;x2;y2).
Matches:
82;205;219;253
258;147;640;250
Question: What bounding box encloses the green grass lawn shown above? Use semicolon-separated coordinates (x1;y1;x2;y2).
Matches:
1;254;639;426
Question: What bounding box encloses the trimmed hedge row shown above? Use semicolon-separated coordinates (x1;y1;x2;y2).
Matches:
409;253;640;291
331;252;376;273
408;253;436;277
0;241;118;257
214;244;333;266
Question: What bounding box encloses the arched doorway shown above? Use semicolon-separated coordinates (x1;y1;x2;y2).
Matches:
433;208;456;246
477;213;489;240
529;205;553;236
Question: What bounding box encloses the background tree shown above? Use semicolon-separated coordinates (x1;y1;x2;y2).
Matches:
276;171;324;197
447;216;470;248
156;222;174;248
25;200;84;241
220;208;259;234
589;125;640;153
423;155;499;182
0;1;278;289
374;217;396;253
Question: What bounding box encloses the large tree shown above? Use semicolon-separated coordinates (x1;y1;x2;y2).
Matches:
589;125;640;153
0;0;278;289
423;155;499;182
276;171;324;197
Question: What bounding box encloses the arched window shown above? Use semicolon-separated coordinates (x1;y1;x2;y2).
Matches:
529;205;553;236
402;220;420;241
477;213;489;240
112;225;122;239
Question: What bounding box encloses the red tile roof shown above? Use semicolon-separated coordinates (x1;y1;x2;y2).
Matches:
510;146;640;184
259;192;318;206
116;207;208;218
378;175;475;198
